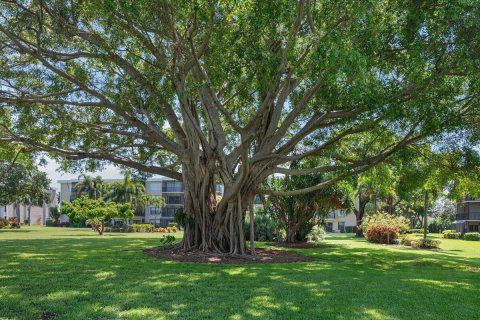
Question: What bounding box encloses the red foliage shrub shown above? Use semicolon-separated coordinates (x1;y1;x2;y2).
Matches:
365;225;400;244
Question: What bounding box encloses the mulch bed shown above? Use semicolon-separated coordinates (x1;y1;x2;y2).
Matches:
144;246;316;264
268;242;330;249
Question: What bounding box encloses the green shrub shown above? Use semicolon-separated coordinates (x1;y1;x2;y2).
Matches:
159;235;176;245
363;213;409;244
344;226;356;233
307;225;326;242
131;223;155;232
442;230;461;239
400;236;421;246
464;232;480;241
104;225;134;233
410;238;441;249
244;214;281;242
45;220;56;227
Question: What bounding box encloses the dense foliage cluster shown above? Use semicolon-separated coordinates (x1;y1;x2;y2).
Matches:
363;213;409;244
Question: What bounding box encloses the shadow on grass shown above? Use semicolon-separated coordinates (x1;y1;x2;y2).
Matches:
0;235;479;320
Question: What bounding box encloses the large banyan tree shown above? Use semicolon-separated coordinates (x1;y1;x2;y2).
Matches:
0;0;479;255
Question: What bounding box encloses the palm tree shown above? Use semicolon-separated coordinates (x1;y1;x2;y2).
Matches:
106;173;148;209
75;174;105;200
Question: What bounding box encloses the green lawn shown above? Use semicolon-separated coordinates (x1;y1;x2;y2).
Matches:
0;227;479;320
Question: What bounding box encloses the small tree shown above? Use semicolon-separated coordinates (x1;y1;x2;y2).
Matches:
60;196;133;235
49;207;60;225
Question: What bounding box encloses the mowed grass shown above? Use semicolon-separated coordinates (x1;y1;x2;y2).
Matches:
0;227;479;320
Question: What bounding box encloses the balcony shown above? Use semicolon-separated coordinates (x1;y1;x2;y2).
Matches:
464;197;480;202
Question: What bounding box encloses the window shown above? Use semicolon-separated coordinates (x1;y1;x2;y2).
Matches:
469;224;479;232
149;219;161;226
163;207;177;217
338;221;345;233
163;181;184;192
166;195;183;205
326;222;333;232
149;183;161;191
149;207;161;215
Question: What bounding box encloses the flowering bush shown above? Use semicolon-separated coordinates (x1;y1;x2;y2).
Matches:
0;217;20;229
362;213;409;244
154;226;177;233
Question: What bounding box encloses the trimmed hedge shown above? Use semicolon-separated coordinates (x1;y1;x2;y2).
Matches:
344;226;356;233
442;230;461;239
464;232;480;241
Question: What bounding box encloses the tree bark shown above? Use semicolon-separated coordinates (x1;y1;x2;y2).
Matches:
180;163;252;256
423;191;428;240
249;203;255;256
354;195;368;237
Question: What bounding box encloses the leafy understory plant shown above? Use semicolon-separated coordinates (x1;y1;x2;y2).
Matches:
159;235;176;246
307;225;326;243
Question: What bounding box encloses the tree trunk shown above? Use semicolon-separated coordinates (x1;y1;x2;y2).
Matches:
249;203;255;256
180;163;251;255
27;204;32;225
354;196;368;237
423;191;428;240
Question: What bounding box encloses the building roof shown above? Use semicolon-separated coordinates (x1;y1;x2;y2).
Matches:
453;220;480;224
57;175;178;184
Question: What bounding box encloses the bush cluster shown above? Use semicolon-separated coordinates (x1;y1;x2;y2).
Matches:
244;214;282;242
344;226;356;233
104;224;178;233
154;226;177;233
442;230;461;239
410;238;441;249
132;224;155;232
464;232;480;241
0;217;20;229
104;225;133;233
362;213;409;244
400;236;421;246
